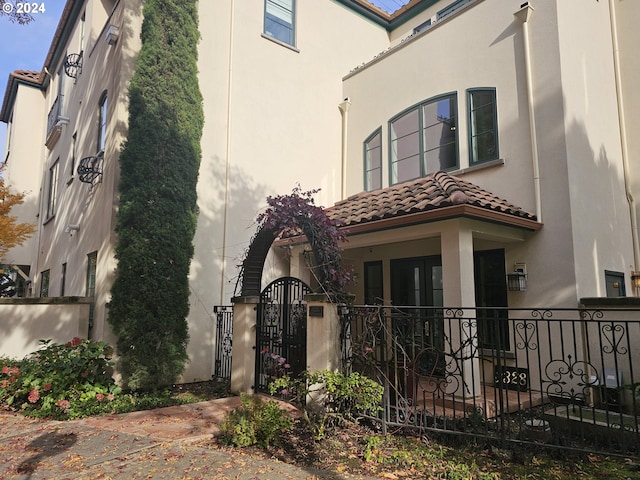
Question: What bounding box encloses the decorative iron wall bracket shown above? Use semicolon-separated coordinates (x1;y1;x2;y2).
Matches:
64;52;83;79
77;152;103;187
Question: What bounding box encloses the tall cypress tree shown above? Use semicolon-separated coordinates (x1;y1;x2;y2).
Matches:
108;0;203;390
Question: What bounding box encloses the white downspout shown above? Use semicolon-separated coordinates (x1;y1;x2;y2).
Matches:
338;98;351;201
608;0;640;280
219;0;234;304
514;4;542;223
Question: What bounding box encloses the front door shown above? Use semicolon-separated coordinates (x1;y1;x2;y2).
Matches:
390;256;444;376
255;277;311;393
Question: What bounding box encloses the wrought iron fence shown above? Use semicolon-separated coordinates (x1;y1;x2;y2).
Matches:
340;306;640;456
213;306;233;381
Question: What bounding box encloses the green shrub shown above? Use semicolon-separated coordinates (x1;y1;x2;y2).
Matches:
0;338;121;419
219;393;292;448
270;369;383;439
108;0;203;390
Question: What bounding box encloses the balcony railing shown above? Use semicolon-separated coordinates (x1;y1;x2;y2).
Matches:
46;95;62;137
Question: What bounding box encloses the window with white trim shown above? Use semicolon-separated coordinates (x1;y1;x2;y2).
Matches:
264;0;295;46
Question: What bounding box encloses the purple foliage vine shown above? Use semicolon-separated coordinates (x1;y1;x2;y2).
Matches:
256;187;353;301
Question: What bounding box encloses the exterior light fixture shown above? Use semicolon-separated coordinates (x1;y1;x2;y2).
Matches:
64;224;80;235
106;25;120;45
507;263;527;292
631;271;640;297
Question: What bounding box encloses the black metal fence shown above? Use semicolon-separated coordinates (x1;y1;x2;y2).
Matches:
340;306;640;456
213;306;233;381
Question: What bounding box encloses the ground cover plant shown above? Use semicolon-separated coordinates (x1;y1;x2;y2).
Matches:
0;338;228;420
204;418;640;479
212;356;640;479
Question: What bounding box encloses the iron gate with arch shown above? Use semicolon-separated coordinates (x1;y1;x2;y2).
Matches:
254;277;311;393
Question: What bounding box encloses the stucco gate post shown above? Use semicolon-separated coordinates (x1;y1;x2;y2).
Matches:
230;295;259;394
304;293;343;408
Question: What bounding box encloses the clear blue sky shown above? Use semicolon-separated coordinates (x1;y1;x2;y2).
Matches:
0;0;407;162
0;1;66;160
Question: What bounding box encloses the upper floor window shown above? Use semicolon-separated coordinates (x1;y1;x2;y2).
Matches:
264;0;295;46
80;12;86;52
97;91;107;154
71;131;77;177
364;129;382;191
468;88;498;164
413;19;431;35
46;160;59;219
390;93;457;185
437;0;471;20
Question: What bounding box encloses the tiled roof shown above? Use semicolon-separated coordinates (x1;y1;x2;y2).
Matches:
327;171;538;229
364;0;419;15
11;70;44;84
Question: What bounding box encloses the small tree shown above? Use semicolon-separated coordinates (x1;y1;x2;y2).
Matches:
0;1;34;24
108;0;203;390
0;165;35;261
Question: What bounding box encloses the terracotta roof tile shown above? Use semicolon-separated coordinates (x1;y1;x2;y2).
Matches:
327;171;537;227
11;70;44;84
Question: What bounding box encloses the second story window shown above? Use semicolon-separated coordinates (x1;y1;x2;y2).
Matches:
71;132;77;177
80;12;85;52
390;93;458;185
364;129;382;191
97;92;107;154
46;160;59;219
468;88;498;164
264;0;295;46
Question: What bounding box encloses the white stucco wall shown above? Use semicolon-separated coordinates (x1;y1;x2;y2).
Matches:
342;0;636;308
0;298;91;360
1;86;45;267
556;0;633;299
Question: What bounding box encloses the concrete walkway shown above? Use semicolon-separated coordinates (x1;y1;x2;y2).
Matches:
0;397;380;479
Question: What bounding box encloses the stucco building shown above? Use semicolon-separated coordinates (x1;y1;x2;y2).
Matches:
1;0;638;383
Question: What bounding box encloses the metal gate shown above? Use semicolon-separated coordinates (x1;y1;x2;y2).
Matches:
254;277;311;393
213;306;233;381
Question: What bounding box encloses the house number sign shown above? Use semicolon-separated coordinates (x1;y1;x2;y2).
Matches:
494;366;529;392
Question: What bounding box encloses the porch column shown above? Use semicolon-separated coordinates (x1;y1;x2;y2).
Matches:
304;294;343;409
230;295;260;394
440;222;481;396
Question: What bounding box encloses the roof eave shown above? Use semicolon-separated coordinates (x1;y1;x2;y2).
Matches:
275;204;542;248
335;0;441;31
341;204;542;236
1;0;81;123
0;74;43;123
42;0;84;77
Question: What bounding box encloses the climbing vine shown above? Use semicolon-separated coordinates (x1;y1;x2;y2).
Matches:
256;187;353;301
